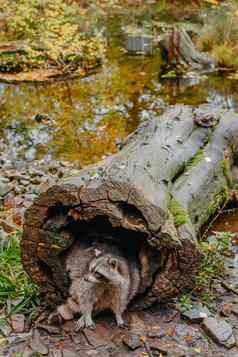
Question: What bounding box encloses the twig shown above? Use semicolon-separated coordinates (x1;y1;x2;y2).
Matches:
201;197;229;240
220;280;238;296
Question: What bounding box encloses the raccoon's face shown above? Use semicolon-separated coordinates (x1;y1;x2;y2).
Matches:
84;249;120;285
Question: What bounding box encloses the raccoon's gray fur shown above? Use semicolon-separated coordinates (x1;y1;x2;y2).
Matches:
56;241;141;330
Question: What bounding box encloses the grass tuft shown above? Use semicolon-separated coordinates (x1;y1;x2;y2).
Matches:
0;231;41;321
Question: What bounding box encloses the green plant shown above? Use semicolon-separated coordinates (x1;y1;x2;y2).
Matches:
178;294;193;311
0;230;41;321
194;232;232;293
0;0;105;74
196;1;238;70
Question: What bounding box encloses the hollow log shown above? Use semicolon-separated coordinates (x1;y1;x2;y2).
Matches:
21;104;238;308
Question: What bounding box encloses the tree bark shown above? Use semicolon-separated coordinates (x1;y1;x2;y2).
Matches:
21;104;238;308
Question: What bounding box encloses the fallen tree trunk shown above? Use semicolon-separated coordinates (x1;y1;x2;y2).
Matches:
21;104;238;308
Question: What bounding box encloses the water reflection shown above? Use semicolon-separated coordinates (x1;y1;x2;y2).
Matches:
1;44;238;167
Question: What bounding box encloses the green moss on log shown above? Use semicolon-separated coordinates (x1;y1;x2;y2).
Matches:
184;147;204;172
169;197;190;226
222;158;233;188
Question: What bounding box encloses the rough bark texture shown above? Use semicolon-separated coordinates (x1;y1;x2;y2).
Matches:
22;104;238;308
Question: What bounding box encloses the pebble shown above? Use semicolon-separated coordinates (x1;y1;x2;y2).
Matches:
11;314;25;333
122;334;141;350
203;317;236;348
0;182;12;197
180;303;211;322
30;330;49;355
7;331;32;345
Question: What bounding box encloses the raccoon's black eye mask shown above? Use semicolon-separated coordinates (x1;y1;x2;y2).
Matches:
93;271;109;283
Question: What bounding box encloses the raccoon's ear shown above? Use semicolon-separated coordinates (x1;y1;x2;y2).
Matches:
94;248;102;257
109;258;118;269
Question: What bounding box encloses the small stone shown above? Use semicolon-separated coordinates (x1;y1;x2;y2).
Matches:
150;339;187;356
0;182;12;197
20;179;30;186
62;349;78;357
0;318;12;337
221;303;233;317
122;334;141;350
147;326;166;339
30;330;49;355
22;345;34;357
30;176;42;185
10;314;25;333
181;303;210;322
7;331;32;345
49;348;63;357
203;317;236;348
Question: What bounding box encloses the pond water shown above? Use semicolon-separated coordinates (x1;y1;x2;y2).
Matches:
1;6;238;168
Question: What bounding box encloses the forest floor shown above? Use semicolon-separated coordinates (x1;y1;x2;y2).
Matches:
1;143;238;356
1;1;238;356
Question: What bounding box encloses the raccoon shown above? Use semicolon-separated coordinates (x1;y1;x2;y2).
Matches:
55;242;141;330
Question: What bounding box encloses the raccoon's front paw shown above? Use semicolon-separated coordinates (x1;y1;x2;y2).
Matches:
116;314;128;329
75;315;96;331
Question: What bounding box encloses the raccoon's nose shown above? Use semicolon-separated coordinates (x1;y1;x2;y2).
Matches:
84;276;89;282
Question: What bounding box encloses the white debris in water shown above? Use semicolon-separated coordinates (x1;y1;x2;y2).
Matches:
205;157;212;163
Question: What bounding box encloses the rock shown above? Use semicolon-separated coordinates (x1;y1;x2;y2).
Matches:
122;334;141;350
181;303;210;322
62;349;78;357
49;348;63;357
173;323;209;352
149;339;187;356
221;303;233;317
0;182;12;197
0;318;12;337
30;330;49;355
10;314;25;333
7;331;32;345
20;179;30;186
30;176;42;185
147;325;166;339
203;317;236;348
22;345;34;357
149;304;181;323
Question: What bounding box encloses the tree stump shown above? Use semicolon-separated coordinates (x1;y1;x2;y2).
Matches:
159;26;216;73
22;104;238;308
